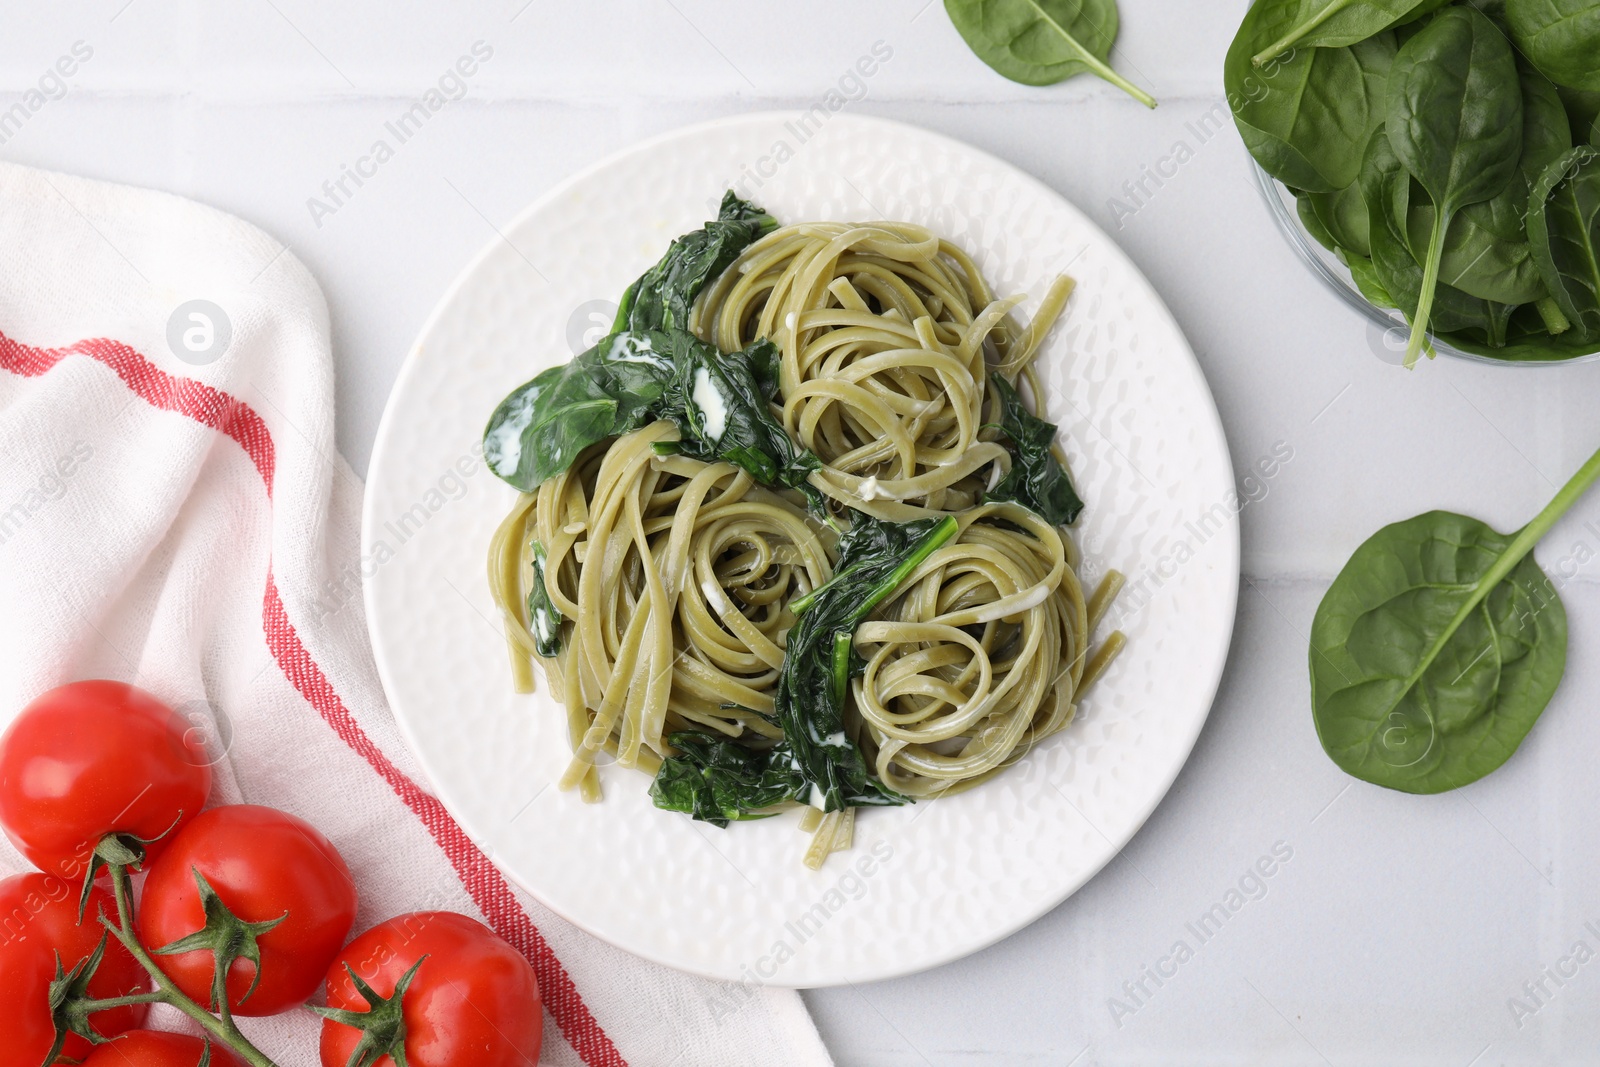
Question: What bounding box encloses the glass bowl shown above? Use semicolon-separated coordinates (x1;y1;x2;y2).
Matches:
1250;161;1600;366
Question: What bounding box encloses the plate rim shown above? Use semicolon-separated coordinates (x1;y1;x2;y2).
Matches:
362;109;1241;986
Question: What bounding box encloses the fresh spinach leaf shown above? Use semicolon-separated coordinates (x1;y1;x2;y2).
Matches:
1228;0;1600;361
1528;145;1600;340
1505;0;1600;92
1516;54;1578;169
984;374;1086;526
1438;319;1599;359
1249;0;1446;68
776;513;960;812
1402;58;1571;306
526;540;564;657
1484;299;1519;346
1344;248;1397;307
1311;514;1566;792
1360;126;1494;337
1406;187;1542;305
943;0;1157;108
1557;86;1600;139
614;191;776;335
1385;5;1524;364
1226;10;1397;193
1297;191;1340;252
649;732;805;827
1310;444;1600;793
1306;180;1374;256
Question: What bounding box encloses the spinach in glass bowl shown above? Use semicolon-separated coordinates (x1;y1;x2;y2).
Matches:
1230;0;1600;367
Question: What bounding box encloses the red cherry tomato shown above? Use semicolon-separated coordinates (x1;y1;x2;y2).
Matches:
80;1031;243;1067
0;681;212;882
137;805;357;1017
319;912;543;1067
0;872;151;1067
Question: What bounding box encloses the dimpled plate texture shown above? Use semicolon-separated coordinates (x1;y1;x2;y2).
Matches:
362;112;1239;987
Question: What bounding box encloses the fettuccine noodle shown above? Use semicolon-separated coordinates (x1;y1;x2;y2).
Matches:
853;502;1119;798
489;213;1124;867
696;221;1075;519
491;422;834;801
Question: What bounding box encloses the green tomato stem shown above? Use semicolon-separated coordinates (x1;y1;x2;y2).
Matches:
1251;0;1353;68
104;865;282;1067
1405;207;1449;368
73;990;168;1012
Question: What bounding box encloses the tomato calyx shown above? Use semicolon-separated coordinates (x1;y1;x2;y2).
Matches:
41;928;164;1067
76;812;188;921
43;862;285;1067
150;867;288;1020
310;957;428;1067
43;933;117;1065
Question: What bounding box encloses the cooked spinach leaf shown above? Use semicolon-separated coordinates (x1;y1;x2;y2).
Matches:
1385;6;1524;365
649;731;804;828
483;331;671;492
1528;145;1600;340
485;192;823;503
984;374;1085;527
485;329;822;502
1310;444;1600;793
1250;0;1446;68
526;540;564;657
1226;10;1397;193
776;512;960;812
1505;0;1600;93
943;0;1157;108
654;334;824;505
614;191;776;335
648;512;960;825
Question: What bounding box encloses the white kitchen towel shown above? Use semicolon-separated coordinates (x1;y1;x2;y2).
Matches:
0;160;832;1067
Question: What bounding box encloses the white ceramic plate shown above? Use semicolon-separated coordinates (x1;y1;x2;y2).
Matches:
363;112;1238;987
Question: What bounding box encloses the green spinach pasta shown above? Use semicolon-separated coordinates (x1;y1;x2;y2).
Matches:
483;195;1123;867
697;221;1076;520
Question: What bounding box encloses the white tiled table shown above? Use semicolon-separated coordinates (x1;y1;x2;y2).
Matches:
9;2;1600;1062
